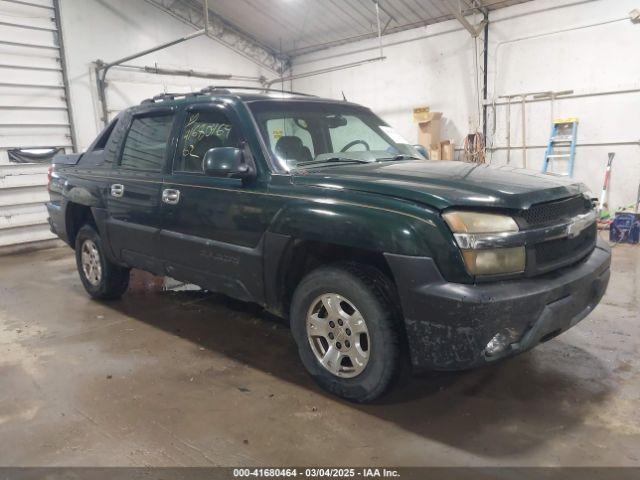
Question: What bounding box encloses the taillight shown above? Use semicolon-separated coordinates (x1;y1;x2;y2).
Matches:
47;165;54;190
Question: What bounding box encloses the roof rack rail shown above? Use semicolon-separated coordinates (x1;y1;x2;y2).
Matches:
140;85;315;104
198;85;316;97
140;92;182;104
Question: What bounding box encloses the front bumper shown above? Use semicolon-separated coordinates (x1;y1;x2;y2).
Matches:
385;239;611;371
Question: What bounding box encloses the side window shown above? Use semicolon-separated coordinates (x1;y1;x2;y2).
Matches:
265;117;314;167
91;117;118;151
175;110;240;173
328;115;388;152
120;115;174;172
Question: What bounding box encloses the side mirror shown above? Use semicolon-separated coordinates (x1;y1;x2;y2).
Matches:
203;147;255;180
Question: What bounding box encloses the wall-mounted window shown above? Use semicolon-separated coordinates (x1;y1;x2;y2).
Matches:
8;147;63;164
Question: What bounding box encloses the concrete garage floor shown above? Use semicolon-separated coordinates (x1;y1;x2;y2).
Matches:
0;242;638;467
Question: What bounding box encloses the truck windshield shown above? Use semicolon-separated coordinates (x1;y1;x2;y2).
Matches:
249;101;424;172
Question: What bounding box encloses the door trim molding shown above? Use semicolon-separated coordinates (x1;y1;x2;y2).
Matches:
70;172;437;227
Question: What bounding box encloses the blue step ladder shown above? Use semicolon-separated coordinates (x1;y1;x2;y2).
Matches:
542;118;578;177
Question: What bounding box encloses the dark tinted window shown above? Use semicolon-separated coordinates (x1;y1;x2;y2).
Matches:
92;117;118;151
120;115;174;171
175;110;240;173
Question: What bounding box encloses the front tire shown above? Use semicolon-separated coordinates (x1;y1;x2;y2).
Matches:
75;224;130;300
290;263;403;403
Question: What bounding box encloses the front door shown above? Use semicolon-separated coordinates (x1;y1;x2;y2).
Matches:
106;110;176;273
159;103;280;303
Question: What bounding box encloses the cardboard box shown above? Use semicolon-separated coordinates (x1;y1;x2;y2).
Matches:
440;140;454;161
428;145;441;161
417;112;442;149
412;106;431;123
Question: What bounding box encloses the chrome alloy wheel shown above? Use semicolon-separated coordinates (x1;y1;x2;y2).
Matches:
306;293;370;378
81;239;102;286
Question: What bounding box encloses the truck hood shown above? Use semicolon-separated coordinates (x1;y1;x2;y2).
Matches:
292;160;586;210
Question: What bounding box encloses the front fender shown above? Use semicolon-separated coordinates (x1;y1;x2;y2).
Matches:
269;199;438;257
267;196;473;287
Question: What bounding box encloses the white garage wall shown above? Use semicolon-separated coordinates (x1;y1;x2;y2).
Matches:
58;0;272;151
290;20;477;153
488;0;640;211
0;0;73;250
291;0;640;211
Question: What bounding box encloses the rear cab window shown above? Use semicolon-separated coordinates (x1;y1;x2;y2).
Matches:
328;115;390;152
91;118;119;151
78;116;122;168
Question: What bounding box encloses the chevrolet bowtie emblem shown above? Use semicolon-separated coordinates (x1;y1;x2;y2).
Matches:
566;211;596;238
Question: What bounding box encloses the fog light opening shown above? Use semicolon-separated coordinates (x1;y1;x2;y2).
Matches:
484;328;521;357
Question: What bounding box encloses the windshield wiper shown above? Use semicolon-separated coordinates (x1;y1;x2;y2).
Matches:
376;154;422;162
296;157;370;168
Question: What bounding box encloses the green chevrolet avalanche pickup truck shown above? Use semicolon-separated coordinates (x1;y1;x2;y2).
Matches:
47;86;611;402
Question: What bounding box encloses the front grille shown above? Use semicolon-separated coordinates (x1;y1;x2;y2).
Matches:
517;195;597;276
531;223;597;274
519;195;592;228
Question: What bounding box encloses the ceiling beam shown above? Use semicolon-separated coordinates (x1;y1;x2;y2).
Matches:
144;0;289;74
444;0;487;37
370;0;398;33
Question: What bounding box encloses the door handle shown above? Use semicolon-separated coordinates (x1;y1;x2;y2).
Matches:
162;188;181;205
110;184;124;197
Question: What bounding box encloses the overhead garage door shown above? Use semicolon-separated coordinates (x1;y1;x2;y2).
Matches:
0;0;75;249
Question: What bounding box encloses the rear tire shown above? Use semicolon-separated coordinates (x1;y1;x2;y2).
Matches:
75;224;129;300
290;263;403;403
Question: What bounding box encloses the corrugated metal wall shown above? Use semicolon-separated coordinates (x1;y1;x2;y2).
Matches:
0;0;74;249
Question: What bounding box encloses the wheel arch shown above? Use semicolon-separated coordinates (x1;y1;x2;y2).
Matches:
65;202;96;250
264;234;401;322
263;199;442;318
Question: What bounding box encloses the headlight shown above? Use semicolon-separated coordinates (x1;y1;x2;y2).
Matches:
443;211;519;233
461;247;525;276
443;211;525;276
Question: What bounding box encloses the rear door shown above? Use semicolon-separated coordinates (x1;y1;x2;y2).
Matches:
105;108;177;272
